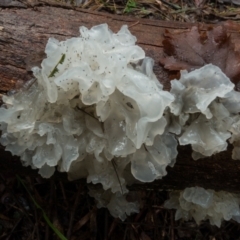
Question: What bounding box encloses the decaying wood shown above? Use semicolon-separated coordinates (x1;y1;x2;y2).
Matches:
0;5;240;192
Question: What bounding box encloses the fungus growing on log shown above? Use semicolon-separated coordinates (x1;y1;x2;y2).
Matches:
0;23;240;221
0;24;176;219
164;187;240;227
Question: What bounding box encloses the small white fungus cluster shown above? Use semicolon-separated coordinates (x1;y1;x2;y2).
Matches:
168;64;240;160
1;24;240;221
0;24;177;219
164;187;240;227
89;188;139;221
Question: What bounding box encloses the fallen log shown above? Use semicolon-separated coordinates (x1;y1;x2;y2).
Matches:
0;5;240;193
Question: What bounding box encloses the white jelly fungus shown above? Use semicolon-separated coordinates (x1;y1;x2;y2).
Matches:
168;64;240;160
164;187;240;227
1;24;240;221
0;24;176;220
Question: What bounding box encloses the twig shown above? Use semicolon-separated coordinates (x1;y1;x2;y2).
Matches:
170;210;175;240
6;217;23;240
45;181;54;240
104;209;109;240
66;184;82;239
44;214;49;239
111;159;124;195
76;106;99;122
33;203;41;240
24;78;37;90
160;0;181;10
129;21;139;28
59;181;68;207
90;207;97;240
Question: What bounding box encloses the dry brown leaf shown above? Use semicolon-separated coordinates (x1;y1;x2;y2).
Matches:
160;24;240;83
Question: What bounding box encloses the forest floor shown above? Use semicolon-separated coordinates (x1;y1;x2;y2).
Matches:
55;0;240;22
1;0;240;239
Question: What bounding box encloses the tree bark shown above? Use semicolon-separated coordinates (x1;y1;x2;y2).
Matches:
0;4;240;192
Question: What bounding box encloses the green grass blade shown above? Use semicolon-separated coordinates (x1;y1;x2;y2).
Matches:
48;54;66;78
17;175;68;240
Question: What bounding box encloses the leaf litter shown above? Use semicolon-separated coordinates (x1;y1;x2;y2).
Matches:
159;24;240;84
